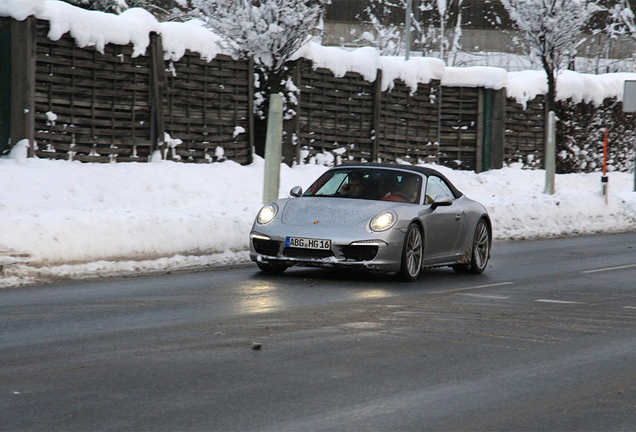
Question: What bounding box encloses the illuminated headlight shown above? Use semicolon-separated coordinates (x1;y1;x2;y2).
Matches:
370;211;397;232
257;203;278;225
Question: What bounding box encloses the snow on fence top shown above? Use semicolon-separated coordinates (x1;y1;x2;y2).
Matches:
442;66;508;91
290;42;447;92
0;0;224;61
3;0;636;105
507;70;636;107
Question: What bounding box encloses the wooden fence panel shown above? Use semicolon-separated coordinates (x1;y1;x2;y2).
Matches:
164;53;252;164
505;96;544;168
378;80;440;164
438;86;480;171
34;20;152;162
297;61;375;162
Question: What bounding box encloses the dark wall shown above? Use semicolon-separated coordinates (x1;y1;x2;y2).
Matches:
0;18;11;155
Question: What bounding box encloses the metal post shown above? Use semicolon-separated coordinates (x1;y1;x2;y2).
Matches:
405;0;412;61
620;81;636;191
633;118;636;192
601;127;608;204
544;111;556;195
263;94;284;204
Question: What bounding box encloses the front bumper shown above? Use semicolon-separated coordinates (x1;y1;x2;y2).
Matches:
249;227;405;273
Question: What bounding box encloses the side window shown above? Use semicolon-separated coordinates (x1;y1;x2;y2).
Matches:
425;176;455;204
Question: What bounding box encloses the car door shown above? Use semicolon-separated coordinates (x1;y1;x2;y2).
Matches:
422;175;463;259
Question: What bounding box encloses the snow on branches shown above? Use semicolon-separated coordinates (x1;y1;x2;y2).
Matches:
602;0;636;51
357;0;464;65
186;0;326;75
61;0;142;14
501;0;596;110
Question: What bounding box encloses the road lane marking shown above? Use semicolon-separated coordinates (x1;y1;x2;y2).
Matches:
429;282;514;294
459;294;510;299
582;263;636;274
535;299;582;304
623;306;636;310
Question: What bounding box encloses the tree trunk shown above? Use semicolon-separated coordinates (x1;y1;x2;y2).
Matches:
542;57;556;115
253;69;287;158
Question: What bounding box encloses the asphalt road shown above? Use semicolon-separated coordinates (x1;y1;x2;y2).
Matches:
2;233;636;431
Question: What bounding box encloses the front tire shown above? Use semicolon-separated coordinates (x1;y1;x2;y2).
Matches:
454;219;490;274
257;261;289;274
396;223;423;282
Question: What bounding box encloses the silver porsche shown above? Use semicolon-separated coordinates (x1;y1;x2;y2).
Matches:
249;163;491;281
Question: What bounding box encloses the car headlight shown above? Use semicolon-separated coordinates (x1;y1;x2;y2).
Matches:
257;203;278;225
370;211;397;232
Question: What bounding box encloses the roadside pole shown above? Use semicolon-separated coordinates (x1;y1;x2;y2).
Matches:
601;127;608;204
544;111;556;195
404;0;412;61
621;81;636;192
263;94;283;204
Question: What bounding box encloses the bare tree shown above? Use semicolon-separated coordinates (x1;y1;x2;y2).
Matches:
182;0;326;92
501;0;596;112
601;0;636;69
61;0;160;13
357;0;464;65
605;0;636;36
357;2;406;56
176;0;327;156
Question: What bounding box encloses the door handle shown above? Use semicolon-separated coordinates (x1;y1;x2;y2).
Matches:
455;213;463;220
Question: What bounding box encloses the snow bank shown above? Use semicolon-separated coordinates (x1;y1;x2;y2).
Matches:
0;157;635;287
431;163;636;240
0;156;326;268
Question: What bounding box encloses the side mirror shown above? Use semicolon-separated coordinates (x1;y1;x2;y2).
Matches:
431;195;452;210
290;186;303;197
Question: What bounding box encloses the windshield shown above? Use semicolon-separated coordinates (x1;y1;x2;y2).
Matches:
304;168;422;204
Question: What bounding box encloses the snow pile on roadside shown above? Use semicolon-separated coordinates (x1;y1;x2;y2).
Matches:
1;156;635;287
433;164;636;240
0;156;324;267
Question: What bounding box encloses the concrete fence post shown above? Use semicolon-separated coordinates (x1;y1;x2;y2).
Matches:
544;111;556;195
263;94;284;204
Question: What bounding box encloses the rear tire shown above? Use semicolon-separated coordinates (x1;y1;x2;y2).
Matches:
396;223;423;282
453;219;490;274
257;261;289;274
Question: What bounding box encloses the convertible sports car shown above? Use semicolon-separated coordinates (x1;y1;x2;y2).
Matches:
249;163;491;281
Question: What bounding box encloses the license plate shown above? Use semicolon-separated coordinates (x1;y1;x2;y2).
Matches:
286;237;331;250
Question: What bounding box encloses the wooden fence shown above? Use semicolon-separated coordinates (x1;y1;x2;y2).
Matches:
290;60;512;172
2;15;547;172
504;96;545;168
34;22;154;162
163;50;253;164
6;17;254;165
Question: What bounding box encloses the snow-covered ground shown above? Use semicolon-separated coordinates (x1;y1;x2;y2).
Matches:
1;153;635;288
1;0;636;288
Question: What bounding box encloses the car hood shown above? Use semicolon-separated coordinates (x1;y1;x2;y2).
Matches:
281;197;393;227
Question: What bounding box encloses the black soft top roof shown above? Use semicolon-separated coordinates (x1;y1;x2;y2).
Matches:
334;162;463;198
